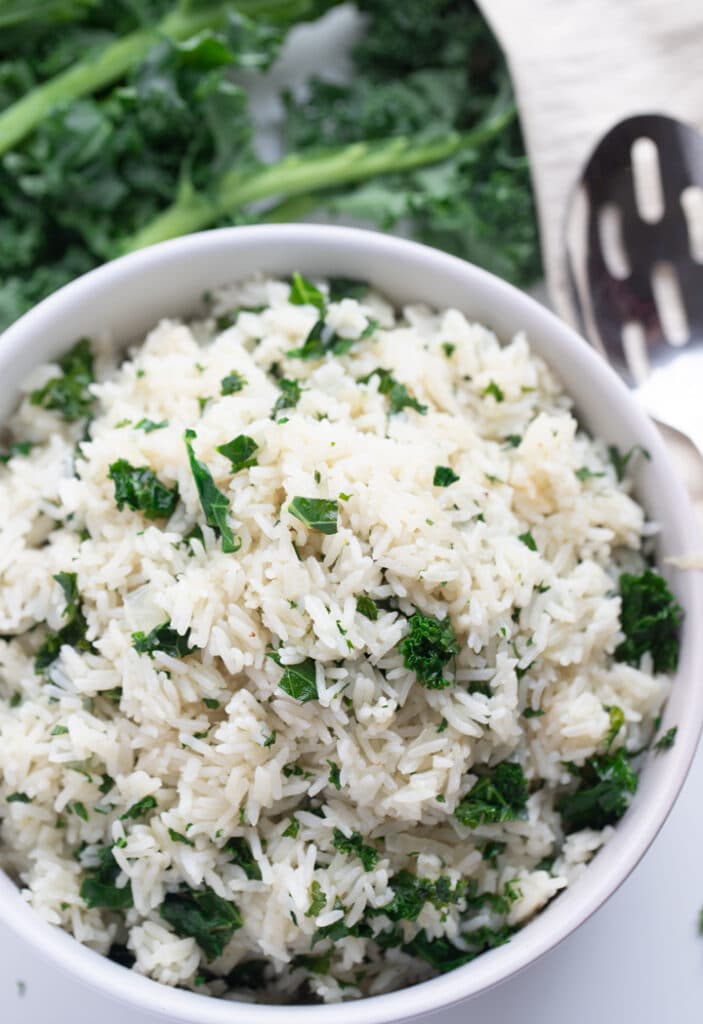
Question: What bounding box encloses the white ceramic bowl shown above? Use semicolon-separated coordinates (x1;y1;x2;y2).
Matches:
1;225;702;1024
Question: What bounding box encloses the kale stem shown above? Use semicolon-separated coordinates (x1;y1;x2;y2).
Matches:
121;104;515;253
0;0;333;157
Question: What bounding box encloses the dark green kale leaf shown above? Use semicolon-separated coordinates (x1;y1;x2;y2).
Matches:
288;496;338;534
400;611;459;689
557;748;638;832
224;837;262;881
225;959;269;989
30;337;95;421
615;570;682;673
134;417;167;432
216;434;258;473
403;924;515;973
332;828;379;871
80;844;133;910
454;761;529;828
220;371;247;396
184;429;239;553
35;571;91;672
271;377;303;419
278;657;318;702
607;444;650;482
355;594;379;621
288;272;325;312
120;795;157;820
358;367;427;415
305;880;326;917
0;440;35;464
433;465;459;487
378;870;464;922
653;725;677;753
131;621;196;658
160;885;242;960
108;459;178;519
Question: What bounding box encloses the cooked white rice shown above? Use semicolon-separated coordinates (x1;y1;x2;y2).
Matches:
0;275;672;1003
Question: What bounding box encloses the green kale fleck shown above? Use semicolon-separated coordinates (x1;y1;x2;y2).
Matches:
327;761;341;790
356;594;379;621
653;725;677;753
483;380;504;402
282;817;299;838
379;870;463;922
134;418;168;433
80;845;133;911
400;611;459;689
278;658;318;702
160;886;242;960
454;761;529;828
328;277;368;302
0;440;35;464
224;837;262;880
6;792;32;803
403;924;515;973
433;465;459;487
359;367;427;415
271;377;303;419
203;698;220;710
441;342;455;357
575;466;604;481
615;570;682;673
184;429;239;553
288;496;338;535
35;571;91;673
168;828;194;847
522;707;544;719
288;272;325;312
608;444;650;482
120;795;157;821
603;705;624;749
132;621;196;658
332;828;379;871
220;371;247;396
216;434;258;473
305;880;326;918
481;840;507;867
557;748;638;832
503;434;522;448
518;531;537;551
108;459;178;520
30;338;95;421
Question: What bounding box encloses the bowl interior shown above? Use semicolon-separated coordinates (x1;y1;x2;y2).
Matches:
1;225;702;1024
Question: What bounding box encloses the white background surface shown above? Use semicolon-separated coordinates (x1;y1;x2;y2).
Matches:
3;6;703;1023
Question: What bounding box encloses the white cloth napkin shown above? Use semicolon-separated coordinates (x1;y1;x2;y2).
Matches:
476;0;703;529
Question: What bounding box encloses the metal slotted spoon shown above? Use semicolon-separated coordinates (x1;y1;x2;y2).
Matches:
565;113;703;456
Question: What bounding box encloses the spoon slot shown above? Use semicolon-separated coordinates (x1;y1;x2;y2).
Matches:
597;202;630;280
650;261;690;346
680;185;703;263
631;137;665;224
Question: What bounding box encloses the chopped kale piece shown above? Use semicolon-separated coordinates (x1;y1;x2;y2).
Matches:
288;496;338;534
454;761;529;827
224;837;262;881
131;621;196;658
160;886;242;960
400;611;459;689
108;459;178;520
278;658;318;702
332;829;379;871
271;377;303;419
220;371;247;396
356;594;379;621
120;795;157;821
184;429;239;553
557;748;638;832
433;465;459;487
80;845;133;911
216;434;258;473
615;570;682;673
30;338;95;421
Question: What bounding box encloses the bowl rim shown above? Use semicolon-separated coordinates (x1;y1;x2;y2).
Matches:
1;223;702;1024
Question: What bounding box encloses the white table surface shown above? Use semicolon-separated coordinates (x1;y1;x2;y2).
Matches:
4;7;703;1023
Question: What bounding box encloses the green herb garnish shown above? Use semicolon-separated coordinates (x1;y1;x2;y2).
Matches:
224;837;261;880
288;496;338;534
30;338;95;421
359;367;427;415
557;748;637;832
653;725;677;753
216;434;258;473
400;611;459;689
160;886;242;960
184;429;239;553
134;417;168;433
518;531;537;551
356;595;379;621
305;880;326;918
454;761;529;827
327;761;341;790
35;571;91;673
221;371;247;396
108;459;178;520
80;845;133;910
289;272;325;312
615;570;682;673
121;796;157;820
332;829;379;871
483;380;504;402
278;658;318;702
433;465;459;487
132;621;196;658
271;378;303;419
